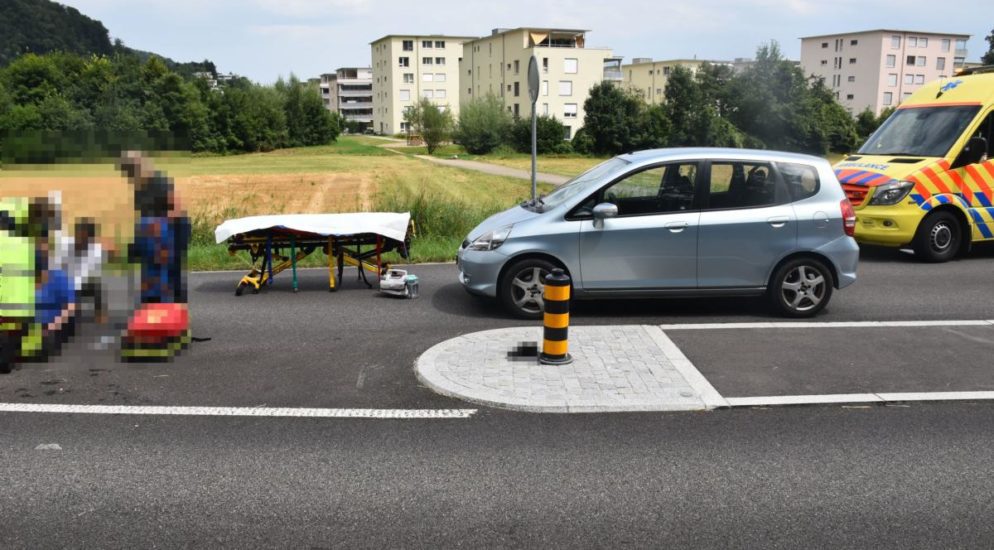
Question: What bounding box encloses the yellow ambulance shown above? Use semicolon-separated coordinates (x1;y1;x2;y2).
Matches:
834;66;994;261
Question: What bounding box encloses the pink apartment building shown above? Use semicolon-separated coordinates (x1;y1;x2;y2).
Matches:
800;29;970;115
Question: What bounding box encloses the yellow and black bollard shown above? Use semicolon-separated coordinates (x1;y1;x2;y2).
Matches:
540;268;572;365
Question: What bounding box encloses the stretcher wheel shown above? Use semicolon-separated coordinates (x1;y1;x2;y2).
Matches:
235;284;245;297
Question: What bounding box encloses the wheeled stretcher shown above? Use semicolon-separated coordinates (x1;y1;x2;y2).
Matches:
214;213;413;295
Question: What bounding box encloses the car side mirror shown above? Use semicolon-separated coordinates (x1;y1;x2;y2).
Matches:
952;136;988;168
592;202;618;229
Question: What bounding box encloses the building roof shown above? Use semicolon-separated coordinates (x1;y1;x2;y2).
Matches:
370;34;478;45
800;29;970;40
622;58;730;67
462;27;591;44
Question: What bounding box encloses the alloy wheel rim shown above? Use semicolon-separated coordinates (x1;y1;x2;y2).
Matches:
510;267;548;314
780;265;826;312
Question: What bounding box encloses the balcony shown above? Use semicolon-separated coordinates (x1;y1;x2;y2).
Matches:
340;102;373;110
338;89;373;98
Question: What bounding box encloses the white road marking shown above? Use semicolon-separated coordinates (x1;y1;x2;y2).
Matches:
726;394;883;407
0;404;477;419
660;320;994;330
35;443;62;450
877;391;994;402
643;326;729;409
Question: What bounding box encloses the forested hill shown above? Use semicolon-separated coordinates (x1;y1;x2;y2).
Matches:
0;0;216;77
0;0;113;65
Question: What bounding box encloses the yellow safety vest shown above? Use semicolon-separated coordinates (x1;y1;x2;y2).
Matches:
0;197;36;328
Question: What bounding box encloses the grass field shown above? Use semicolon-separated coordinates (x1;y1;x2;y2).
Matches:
1;136;548;270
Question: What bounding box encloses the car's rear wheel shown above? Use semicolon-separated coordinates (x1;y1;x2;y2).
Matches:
499;258;556;319
913;211;961;263
768;258;834;318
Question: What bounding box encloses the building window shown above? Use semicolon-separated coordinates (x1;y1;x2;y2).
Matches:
422;90;434;99
883;92;893;106
542;103;548;116
916;56;926;67
558;80;572;96
914;74;924;85
821;42;829;48
936;57;946;70
435;40;445;48
399;89;410;102
400;121;409;131
906;55;915;65
468;88;472;95
956;39;967;50
656;88;662;95
564;58;578;74
423;73;433;82
902;92;912;101
542;58;548;73
849;58;856;64
564;103;577;118
435;73;446;82
850;39;858;46
908;37;917;48
891;35;901;49
402;40;413;51
436;89;446;99
846;94;854;100
919;37;928;48
887;73;897;86
941;38;951;52
663;66;672;76
904;74;914;85
422;57;433;65
820;59;828;66
422;40;432;48
514;60;520;74
954;56;966;65
403;73;414;83
541;80;548;96
507;84;512;92
513;82;520;97
513;104;519;117
563;126;572;140
399;57;410;67
886;54;896;68
847;76;855;82
435;57;445;65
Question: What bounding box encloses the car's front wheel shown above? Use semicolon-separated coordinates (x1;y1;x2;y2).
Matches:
768;258;834;318
499;258;557;319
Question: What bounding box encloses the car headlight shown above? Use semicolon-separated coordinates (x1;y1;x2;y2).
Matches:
868;180;915;206
467;226;512;251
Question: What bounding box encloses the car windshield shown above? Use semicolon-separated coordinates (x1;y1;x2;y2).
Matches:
537;157;631;211
859;105;981;157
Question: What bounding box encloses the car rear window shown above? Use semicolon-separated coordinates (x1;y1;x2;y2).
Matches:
777;162;820;201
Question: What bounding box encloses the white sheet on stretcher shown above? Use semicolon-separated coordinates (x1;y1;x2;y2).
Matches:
214;212;411;244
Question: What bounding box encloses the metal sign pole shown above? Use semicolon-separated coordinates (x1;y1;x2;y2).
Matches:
527;56;540;202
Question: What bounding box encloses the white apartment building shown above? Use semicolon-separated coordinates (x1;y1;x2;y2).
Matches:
622;58;731;104
800;29;970;115
371;35;476;135
320;67;373;131
459;28;614;140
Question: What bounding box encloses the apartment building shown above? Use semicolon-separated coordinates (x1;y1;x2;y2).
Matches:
320;67;373;131
371;35;476;135
622;58;731;104
800;29;970;115
459;28;614;140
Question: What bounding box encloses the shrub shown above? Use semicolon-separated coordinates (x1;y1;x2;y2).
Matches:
454;94;512;154
509;115;568;154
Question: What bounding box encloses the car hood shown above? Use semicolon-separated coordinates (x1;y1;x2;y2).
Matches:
466;205;542;241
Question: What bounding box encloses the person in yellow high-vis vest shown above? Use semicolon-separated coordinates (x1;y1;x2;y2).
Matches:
1;198;36;373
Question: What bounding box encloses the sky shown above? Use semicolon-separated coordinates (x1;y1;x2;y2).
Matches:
61;0;992;84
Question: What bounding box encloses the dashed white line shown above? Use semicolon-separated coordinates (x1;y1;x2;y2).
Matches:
0;404;477;419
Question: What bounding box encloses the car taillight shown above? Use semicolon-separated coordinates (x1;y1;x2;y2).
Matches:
840;199;856;237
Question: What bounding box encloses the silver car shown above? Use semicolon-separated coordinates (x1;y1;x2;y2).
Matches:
457;148;859;318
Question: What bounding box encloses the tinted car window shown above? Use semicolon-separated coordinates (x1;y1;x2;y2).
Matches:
707;162;778;209
777;162;820;201
591;163;697;216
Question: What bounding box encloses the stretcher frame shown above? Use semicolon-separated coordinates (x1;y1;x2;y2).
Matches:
225;225;413;296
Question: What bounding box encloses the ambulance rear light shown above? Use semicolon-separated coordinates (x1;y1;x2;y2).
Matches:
841;199;856;237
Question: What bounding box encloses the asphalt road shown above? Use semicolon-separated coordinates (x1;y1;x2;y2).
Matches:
3;244;994;548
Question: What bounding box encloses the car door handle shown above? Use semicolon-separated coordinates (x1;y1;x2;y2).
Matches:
767;216;789;228
665;221;688;233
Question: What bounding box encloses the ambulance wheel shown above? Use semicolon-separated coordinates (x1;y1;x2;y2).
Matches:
913;211;961;263
0;332;14;374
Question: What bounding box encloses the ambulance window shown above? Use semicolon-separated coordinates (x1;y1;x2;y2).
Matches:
977;112;994;159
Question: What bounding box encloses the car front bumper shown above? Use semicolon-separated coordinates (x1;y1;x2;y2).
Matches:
456;247;508;298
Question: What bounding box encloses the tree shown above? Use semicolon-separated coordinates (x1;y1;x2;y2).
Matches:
453;94;512;154
404;98;453;155
581;81;646;155
510;115;570;154
664;65;745;148
983;28;994;65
